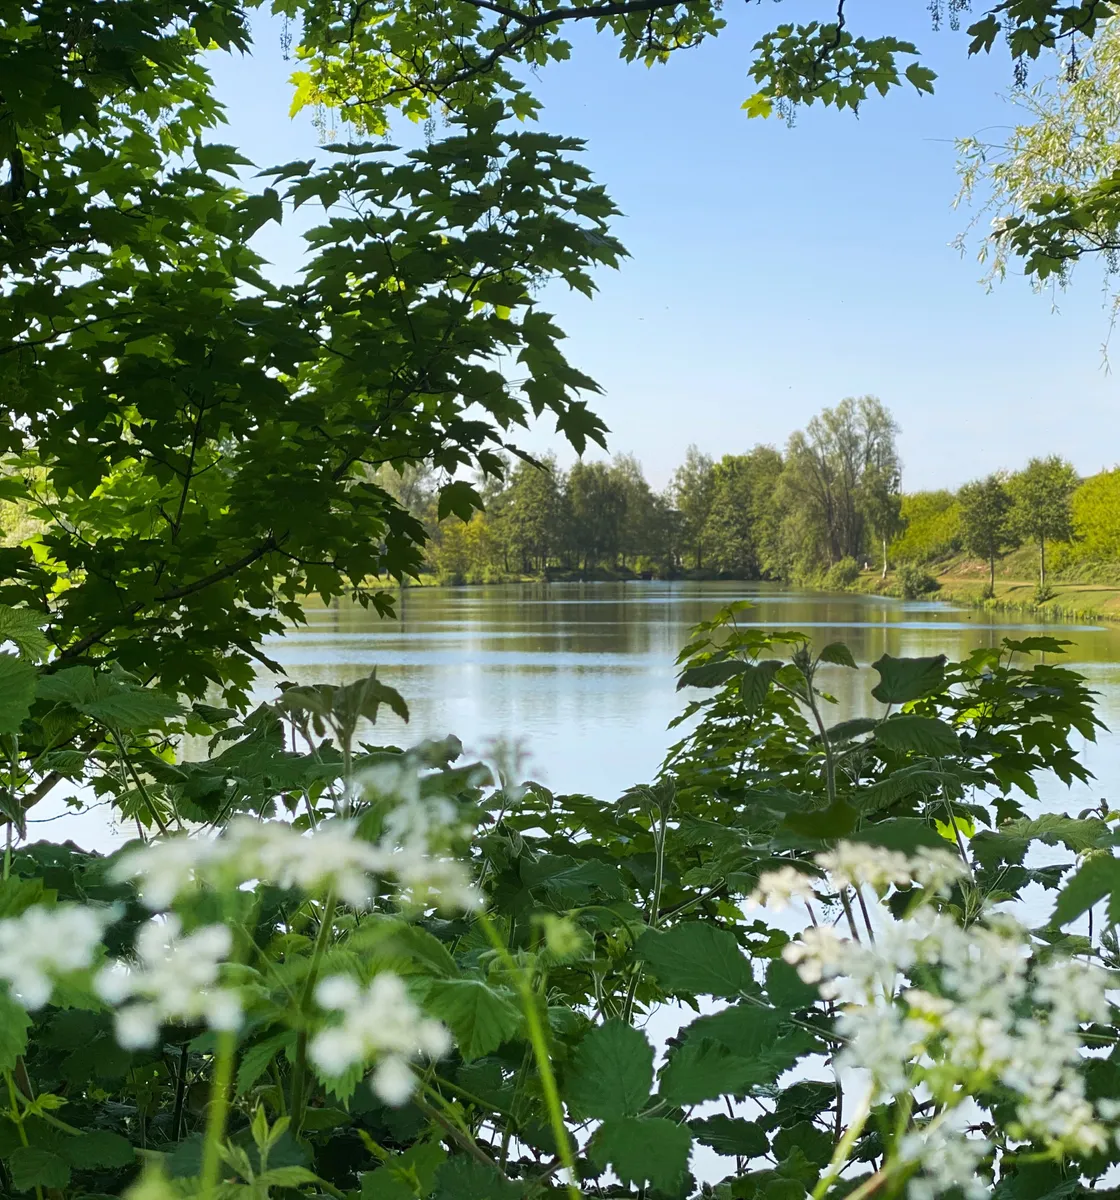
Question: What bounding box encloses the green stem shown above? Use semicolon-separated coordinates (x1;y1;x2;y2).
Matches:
414;1093;501;1171
812;1086;871;1200
111;729;169;836
199;1029;237;1198
478;912;580;1200
290;891;336;1134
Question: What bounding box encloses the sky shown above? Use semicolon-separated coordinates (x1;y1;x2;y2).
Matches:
206;2;1118;493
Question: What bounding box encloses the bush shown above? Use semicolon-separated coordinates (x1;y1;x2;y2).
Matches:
898;563;940;599
823;556;861;589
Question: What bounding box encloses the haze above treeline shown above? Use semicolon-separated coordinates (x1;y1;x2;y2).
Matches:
376;396;1120;592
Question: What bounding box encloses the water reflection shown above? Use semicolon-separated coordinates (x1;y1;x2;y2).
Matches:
261;582;1120;804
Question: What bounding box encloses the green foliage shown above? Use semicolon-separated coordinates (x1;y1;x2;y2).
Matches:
895;563;941;600
563;1020;653;1120
959;474;1017;594
822;557;861;589
890;490;962;564
1009;456;1079;591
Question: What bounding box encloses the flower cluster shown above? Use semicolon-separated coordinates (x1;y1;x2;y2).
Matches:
309;972;451;1105
96;916;242;1048
112;788;479;913
759;842;1112;1199
0;904;111;1009
749;841;967;912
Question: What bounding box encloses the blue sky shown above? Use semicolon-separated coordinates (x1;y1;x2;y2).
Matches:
208;3;1117;492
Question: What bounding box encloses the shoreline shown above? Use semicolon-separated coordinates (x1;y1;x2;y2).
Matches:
369;570;1120;625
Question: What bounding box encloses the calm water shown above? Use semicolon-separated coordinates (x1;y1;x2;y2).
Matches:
270;582;1120;803
34;582;1120;848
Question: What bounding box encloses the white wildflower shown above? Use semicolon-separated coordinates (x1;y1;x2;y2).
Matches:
900;1122;989;1200
96;916;241;1048
0;904;111;1009
112;835;220;910
310;972;451;1106
748;865;819;911
909;846;969;895
815;843;912;893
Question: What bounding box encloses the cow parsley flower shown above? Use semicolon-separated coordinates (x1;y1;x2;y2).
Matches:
310;972;451;1106
748;865;819;911
0;904;111;1009
96;916;241;1048
111;835;220;910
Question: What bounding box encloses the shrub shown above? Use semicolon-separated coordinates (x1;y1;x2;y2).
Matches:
897;563;940;599
823;556;861;589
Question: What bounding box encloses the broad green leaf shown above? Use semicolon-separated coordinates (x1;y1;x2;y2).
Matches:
677;659;748;691
8;1147;71;1191
0;607;50;662
851;818;946;853
564;1019;653;1120
1052;856;1120;926
0;990;31;1073
37;667;183;729
1003;636;1071;655
782;799;857;839
773;1120;834;1167
660;1038;758;1105
870;653;947;704
590;1116;692;1192
1002;814;1108;854
689;1114;769;1158
60;1130;135;1168
432;1156;523;1199
0;652;36;735
765;960;819;1010
818;717;878;744
680;1004;819;1085
817;642;857;669
874;715;960;757
637;923;755;998
236;1031;297;1095
421;979;521;1061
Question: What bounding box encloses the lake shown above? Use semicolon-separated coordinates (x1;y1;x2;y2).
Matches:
32;582;1120;847
271;581;1120;803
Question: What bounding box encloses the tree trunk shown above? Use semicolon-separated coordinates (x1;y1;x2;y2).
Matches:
1039;537;1046;591
989;552;996;595
881;534;888;582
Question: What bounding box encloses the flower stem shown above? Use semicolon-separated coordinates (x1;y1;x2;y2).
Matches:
812;1086;871;1200
478;911;580;1200
290;890;337;1134
199;1029;236;1199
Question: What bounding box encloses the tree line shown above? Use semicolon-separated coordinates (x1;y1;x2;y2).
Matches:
383;395;905;584
383;398;1119;598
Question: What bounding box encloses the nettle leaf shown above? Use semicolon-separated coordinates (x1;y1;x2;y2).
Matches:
1052;856;1120;926
236;1031;297;1095
422;979;521;1061
817;642;857;669
432;1157;523;1199
690;1114;769;1158
564;1019;653;1120
590;1116;692;1193
0;607;50;662
8;1147;71;1191
0;990;31;1073
637;923;755;998
874;715;960;757
0;652;36;735
870;653;947;704
782;799;857;840
851;818;946;853
660;1038;758;1105
60;1130;135;1168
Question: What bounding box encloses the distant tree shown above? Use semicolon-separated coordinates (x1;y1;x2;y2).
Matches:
776;396;900;576
958;474;1016;597
503;457;568;574
671;446;716;570
703;447;784;577
566;460;626;571
890;491;962;565
861;464;905;581
1070;468;1120;564
1008;456;1079;594
609;454;659;567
